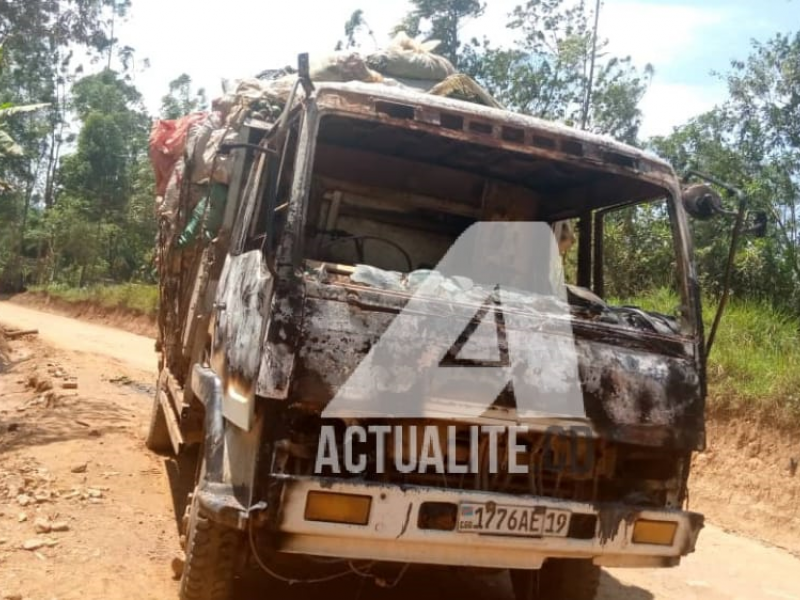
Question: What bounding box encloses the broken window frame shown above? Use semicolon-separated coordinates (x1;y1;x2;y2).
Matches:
277;102;700;341
229;114;303;261
591;196;693;335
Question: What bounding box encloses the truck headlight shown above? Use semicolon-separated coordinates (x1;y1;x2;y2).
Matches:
304;491;372;525
632;519;677;546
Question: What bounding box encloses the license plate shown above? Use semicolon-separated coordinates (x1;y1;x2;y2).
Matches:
457;502;571;538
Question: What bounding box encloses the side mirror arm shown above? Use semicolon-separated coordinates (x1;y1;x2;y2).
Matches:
683;170;748;357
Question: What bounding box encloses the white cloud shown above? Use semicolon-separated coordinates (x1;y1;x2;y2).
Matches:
115;0;728;138
462;0;732;68
461;0;517;45
600;3;735;137
638;80;726;138
601;1;732;69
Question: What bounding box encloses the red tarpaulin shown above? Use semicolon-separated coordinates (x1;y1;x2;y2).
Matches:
149;112;208;196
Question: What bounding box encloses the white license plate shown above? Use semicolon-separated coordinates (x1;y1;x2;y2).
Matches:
457;502;571;538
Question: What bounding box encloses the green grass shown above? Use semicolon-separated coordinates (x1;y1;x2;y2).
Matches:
705;299;800;421
623;288;800;423
30;283;159;317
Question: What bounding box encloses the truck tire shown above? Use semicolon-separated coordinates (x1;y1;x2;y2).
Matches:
510;559;601;600
145;389;172;454
179;491;244;600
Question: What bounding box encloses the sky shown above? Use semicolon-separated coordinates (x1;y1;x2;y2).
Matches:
116;0;800;139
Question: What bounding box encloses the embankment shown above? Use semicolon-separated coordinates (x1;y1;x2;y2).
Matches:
8;290;157;338
691;410;800;555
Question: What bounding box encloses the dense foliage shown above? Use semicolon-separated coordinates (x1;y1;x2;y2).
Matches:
0;1;205;291
651;32;800;312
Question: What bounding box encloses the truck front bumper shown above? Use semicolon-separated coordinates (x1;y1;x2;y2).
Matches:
268;475;703;570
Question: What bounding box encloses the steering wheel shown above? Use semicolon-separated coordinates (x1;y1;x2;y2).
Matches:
320;234;414;272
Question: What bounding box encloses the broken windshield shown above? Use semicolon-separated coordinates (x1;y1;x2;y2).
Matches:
300;113;688;336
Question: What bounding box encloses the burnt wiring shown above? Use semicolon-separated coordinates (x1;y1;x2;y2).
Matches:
248;518;351;585
247;518;410;588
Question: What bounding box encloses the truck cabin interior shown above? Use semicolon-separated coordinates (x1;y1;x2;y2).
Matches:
291;113;684;326
239;110;685;332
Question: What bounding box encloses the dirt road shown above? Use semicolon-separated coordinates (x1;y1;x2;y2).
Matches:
0;302;155;373
2;302;800;600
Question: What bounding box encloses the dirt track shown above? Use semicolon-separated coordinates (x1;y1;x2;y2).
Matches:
2;301;800;600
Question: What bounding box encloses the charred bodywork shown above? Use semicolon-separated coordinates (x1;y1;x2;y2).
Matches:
217;82;704;442
160;80;706;596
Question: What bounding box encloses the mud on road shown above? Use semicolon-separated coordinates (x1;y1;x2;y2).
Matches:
2;302;800;600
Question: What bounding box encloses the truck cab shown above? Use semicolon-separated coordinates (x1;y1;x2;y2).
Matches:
148;79;706;600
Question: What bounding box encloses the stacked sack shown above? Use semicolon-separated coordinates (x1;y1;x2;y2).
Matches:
150;111;238;248
366;33;456;89
216;32;463;129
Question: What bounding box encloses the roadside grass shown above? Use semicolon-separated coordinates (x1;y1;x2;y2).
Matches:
628;288;800;424
29;283;159;317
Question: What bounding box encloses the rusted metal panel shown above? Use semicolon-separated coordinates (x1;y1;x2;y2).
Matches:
310;82;677;190
255;106;320;400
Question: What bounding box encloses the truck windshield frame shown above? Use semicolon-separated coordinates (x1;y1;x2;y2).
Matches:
271;94;699;342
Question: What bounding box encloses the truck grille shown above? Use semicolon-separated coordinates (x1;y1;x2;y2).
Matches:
272;418;682;506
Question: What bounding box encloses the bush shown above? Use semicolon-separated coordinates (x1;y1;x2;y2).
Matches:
30;283;158;317
708;298;800;420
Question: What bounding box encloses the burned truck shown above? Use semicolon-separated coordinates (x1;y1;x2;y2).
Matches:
146;47;753;600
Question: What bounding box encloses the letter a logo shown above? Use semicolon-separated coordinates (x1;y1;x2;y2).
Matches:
322;222;586;422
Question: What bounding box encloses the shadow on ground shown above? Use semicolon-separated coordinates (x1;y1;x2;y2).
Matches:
164;449;199;529
0;392;136;454
599;571;655;600
236;566;509;600
229;563;655;600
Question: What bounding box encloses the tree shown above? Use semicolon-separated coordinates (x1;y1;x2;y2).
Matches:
462;0;652;143
0;0;133;290
652;33;800;310
396;0;485;66
160;73;207;120
59;69;148;218
0;103;49;178
723;32;800;290
50;69;151;285
0;0;132;193
0;1;130;51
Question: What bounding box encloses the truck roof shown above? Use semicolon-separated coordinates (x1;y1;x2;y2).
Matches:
311;80;677;187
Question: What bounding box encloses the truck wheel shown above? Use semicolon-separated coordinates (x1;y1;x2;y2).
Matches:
179;491;244;600
510;559;600;600
145;388;172;454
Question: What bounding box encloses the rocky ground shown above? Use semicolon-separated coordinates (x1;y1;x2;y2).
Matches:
0;320;178;599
